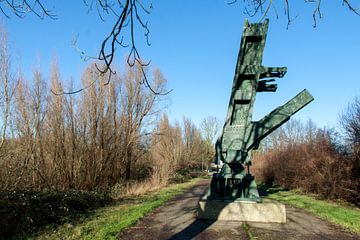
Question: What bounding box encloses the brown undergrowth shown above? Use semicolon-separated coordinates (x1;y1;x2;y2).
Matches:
252;120;360;206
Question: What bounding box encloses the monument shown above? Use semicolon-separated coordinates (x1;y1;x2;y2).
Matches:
197;19;314;223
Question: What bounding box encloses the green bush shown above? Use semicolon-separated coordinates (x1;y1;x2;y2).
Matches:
169;169;192;184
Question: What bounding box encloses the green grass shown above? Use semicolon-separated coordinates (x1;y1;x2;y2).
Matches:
242;223;256;240
266;188;360;235
27;179;202;240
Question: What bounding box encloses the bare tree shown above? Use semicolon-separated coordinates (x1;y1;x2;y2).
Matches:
341;96;360;203
341;96;360;148
262;118;318;151
0;27;12;149
120;63;167;179
150;114;182;183
200;116;220;144
200;116;220;171
181;117;207;170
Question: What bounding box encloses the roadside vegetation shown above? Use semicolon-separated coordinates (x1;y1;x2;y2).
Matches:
0;26;217;239
252;95;360;234
1;15;360;239
265;188;360;234
252;101;360;207
10;179;203;240
1;190;111;239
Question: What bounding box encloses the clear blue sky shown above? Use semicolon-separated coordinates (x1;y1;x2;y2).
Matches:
2;1;360;129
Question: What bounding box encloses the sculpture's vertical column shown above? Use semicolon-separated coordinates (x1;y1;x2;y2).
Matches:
203;19;314;203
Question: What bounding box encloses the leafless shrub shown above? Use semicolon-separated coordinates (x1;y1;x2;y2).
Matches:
0;57;170;191
0;25;213;193
340;96;360;203
253;119;360;205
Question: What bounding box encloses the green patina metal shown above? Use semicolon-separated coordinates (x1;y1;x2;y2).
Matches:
203;19;314;202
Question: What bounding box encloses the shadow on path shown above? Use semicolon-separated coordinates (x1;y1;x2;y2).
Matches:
168;219;215;240
118;179;249;240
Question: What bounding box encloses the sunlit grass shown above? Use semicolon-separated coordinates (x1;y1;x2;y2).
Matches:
31;179;202;240
267;189;360;235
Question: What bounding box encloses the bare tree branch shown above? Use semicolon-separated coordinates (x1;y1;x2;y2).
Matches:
0;0;56;19
227;0;359;27
1;0;359;95
312;0;323;28
342;0;360;15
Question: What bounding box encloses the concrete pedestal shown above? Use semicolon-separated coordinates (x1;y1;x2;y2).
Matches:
197;199;286;223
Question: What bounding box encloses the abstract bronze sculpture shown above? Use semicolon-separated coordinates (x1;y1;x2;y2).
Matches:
202;19;314;203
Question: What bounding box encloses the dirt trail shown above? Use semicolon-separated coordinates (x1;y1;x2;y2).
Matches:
118;179;360;240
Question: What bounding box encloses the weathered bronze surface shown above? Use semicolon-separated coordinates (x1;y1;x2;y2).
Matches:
204;19;314;202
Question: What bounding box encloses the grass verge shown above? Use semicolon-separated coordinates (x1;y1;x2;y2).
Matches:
27;178;203;240
242;223;255;240
266;188;360;235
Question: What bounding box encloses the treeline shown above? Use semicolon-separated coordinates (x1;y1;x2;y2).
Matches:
0;29;215;192
253;115;360;205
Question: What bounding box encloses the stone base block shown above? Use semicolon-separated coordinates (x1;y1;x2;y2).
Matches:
197;199;286;223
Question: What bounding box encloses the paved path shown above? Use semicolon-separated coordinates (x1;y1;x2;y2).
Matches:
118;180;360;240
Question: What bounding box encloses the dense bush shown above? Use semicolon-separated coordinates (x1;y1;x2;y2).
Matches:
0;190;111;239
252;120;360;206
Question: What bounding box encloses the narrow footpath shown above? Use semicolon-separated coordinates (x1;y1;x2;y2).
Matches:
118;179;360;240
